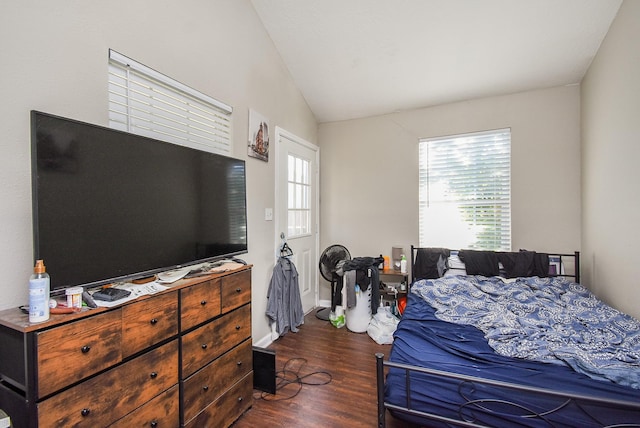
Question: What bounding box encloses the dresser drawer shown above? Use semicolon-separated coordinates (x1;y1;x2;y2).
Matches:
221;270;251;314
37;339;179;428
180;278;221;331
185;372;253;428
110;384;179;428
122;290;178;357
182;339;252;422
181;304;251;377
36;309;122;397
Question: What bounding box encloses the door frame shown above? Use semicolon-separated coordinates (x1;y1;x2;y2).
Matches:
274;126;320;310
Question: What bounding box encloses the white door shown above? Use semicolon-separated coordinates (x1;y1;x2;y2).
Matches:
275;127;319;314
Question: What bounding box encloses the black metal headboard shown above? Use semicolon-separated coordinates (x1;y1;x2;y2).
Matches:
409;246;580;284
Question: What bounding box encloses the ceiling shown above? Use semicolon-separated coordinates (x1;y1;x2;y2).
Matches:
251;0;622;123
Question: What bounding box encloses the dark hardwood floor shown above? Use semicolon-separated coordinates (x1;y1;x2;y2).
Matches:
232;311;413;428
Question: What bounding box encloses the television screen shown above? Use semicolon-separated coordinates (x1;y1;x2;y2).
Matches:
31;111;248;291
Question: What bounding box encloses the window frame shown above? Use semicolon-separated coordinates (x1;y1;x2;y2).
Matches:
418;128;512;251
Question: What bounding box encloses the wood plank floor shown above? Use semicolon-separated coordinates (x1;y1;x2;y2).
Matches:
232;311;415;428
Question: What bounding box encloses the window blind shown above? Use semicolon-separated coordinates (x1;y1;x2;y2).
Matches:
108;49;233;155
419;128;511;251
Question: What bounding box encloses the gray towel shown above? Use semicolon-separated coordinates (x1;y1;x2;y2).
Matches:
345;270;357;308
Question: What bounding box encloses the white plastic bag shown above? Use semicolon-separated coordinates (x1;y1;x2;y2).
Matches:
367;306;399;344
329;306;345;328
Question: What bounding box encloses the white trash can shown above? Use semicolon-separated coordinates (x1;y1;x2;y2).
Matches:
346;285;372;333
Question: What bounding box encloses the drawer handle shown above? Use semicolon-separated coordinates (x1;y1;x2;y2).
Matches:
238;396;243;402
201;343;208;349
150;421;158;428
235;287;242;293
81;408;91;417
150;318;158;325
203;385;209;391
235;325;241;330
200;300;207;306
81;345;91;354
237;361;243;366
150;371;158;379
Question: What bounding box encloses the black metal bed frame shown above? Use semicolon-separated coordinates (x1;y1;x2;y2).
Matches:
376;250;640;427
409;247;581;284
376;353;640;428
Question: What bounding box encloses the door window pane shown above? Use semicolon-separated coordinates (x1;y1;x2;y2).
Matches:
287;154;311;237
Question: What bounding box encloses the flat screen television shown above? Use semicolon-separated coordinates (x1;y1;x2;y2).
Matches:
31;110;248;291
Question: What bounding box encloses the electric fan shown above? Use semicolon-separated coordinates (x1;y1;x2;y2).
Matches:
316;244;351;320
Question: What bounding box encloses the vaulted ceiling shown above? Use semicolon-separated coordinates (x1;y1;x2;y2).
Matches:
251;0;622;123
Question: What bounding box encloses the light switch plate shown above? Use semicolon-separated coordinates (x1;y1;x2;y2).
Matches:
264;208;273;221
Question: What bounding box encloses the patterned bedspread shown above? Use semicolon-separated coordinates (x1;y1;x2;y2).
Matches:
412;275;640;389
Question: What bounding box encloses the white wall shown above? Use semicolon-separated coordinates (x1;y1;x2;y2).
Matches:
0;0;317;343
318;85;581;301
581;0;640;319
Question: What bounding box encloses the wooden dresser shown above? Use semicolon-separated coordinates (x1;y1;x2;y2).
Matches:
0;266;253;428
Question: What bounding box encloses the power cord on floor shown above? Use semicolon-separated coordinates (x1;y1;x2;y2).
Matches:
255;357;332;401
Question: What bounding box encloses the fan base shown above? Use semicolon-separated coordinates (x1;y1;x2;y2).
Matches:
315;307;331;321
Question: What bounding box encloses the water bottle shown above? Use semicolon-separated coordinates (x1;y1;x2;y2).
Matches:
29;259;50;323
400;254;407;274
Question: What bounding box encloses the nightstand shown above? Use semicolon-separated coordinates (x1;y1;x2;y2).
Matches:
379;268;409;310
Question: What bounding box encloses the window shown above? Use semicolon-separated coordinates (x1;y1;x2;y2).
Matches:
287;153;311;237
108;50;233;155
419;128;511;251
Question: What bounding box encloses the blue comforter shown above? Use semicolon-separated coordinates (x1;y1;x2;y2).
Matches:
412;275;640;388
387;291;640;427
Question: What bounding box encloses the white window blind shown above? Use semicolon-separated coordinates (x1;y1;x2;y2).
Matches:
419;128;511;251
108;49;233;155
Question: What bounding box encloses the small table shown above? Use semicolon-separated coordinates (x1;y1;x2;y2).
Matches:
380;268;409;288
379;268;409;307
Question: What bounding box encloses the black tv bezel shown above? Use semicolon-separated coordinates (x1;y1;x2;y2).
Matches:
31;110;248;292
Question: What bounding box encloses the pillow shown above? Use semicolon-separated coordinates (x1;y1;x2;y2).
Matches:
443;251;466;276
448;251;465;270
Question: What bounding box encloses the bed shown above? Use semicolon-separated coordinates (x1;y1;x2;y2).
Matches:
376;249;640;427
